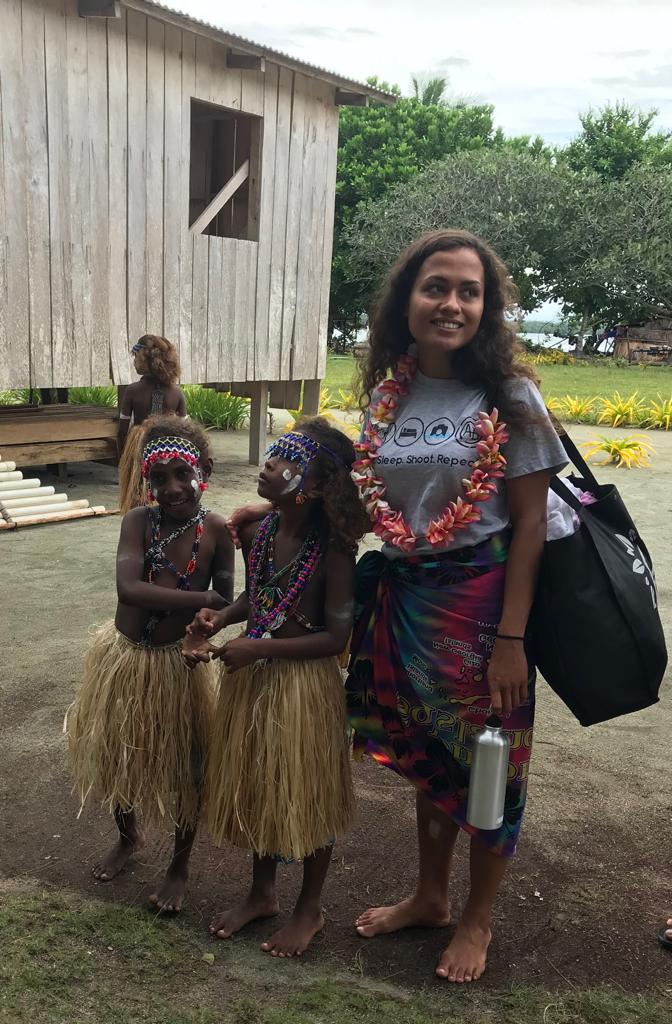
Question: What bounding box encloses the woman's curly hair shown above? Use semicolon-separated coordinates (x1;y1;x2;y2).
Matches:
134;334;181;386
140;414;212;465
295;416;370;553
360;229;539;427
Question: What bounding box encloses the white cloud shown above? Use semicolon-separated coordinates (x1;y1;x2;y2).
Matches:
175;0;672;141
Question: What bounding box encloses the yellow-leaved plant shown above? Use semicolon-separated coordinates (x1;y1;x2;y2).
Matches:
582;433;655;469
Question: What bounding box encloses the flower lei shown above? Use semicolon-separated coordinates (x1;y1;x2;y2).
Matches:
351;354;509;552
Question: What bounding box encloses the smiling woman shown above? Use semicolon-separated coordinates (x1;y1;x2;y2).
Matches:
346;228;568;984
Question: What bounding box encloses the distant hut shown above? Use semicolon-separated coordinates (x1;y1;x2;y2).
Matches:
0;0;391;468
613;320;672;364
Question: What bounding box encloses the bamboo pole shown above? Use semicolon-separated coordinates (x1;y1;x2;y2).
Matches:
10;506;112;528
10;500;90;519
0;486;56;502
0;461;17;472
1;493;68;510
0;471;23;482
0;478;41;492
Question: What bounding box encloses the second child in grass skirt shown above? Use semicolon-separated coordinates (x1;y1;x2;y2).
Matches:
67;415;234;912
184;417;369;957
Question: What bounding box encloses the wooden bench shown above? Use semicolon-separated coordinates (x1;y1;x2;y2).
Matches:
0;405;118;469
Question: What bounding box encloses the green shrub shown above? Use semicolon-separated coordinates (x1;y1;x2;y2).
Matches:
68;386;117;407
183;385;249;430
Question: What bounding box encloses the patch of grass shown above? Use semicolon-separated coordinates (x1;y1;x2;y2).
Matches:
325;355;672;406
1;888;670;1024
325;355;361;394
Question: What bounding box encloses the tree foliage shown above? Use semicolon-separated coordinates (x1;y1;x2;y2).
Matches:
333;96;672;333
332;84;546;326
560;103;672;180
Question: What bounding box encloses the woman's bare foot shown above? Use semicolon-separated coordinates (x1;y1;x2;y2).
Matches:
92;831;145;882
209;893;279;939
355;896;451;938
435;918;491;982
149;866;188;913
261;907;324;957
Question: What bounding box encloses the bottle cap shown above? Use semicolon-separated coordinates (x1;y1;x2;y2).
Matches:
485;714;502;728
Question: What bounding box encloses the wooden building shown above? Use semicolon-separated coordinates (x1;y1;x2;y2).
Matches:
0;0;390;464
612;320;672;364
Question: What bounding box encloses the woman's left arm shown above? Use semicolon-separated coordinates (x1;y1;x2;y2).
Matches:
487;469;550;716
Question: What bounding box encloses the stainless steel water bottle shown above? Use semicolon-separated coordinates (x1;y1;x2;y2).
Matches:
466;715;510;830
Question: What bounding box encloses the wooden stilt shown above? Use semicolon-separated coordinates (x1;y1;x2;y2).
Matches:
302;378;322;416
248;381;269;466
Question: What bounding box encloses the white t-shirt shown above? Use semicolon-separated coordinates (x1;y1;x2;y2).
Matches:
365;372;567;558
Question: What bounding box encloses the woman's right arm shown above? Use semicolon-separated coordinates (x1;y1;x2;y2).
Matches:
116;510;227;612
226;502;272;548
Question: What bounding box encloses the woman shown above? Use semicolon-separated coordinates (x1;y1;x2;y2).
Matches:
345;229;566;983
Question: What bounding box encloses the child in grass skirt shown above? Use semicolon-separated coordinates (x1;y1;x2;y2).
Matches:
184;417;369;957
68;415;234;911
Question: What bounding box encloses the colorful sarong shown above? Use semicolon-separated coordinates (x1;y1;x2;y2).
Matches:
345;534;534;857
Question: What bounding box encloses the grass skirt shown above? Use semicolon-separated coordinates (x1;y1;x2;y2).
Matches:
118;424;146;514
67;621;215;828
206;656;355;860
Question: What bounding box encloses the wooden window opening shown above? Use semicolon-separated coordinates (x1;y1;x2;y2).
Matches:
189;99;260;240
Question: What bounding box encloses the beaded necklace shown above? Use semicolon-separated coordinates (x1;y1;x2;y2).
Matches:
246;511;322;639
140;506;207;645
352;353;509;552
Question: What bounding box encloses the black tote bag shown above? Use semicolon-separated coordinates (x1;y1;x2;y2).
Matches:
530;432;667;726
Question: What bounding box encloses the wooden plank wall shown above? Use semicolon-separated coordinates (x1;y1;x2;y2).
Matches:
0;0;338;389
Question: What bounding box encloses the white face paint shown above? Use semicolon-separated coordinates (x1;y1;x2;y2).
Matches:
282;468;293;482
280;472;302;496
151;487;159;500
191;478;199;494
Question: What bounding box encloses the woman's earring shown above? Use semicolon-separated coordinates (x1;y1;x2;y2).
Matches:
295;492;307;505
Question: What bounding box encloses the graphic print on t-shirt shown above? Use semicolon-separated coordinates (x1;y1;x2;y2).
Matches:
377;412;479;471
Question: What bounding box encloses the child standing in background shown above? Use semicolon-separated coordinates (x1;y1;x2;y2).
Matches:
118;335;186;513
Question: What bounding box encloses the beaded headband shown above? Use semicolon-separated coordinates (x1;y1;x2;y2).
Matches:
141;435;202;479
265;431;347;495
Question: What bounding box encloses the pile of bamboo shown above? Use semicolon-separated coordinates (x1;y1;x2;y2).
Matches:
0;457;116;529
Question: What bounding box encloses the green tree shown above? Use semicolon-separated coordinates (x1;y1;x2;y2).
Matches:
344;148;560;315
332;84;546;332
411;74;448;106
560;103;672;180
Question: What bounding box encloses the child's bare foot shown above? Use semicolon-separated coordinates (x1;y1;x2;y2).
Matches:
149;866;188;913
355;896;451;937
210;893;279;939
261;907;324;957
435;918;491;982
93;831;145;882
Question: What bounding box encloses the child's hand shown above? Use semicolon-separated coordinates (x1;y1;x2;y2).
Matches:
181;632;218;668
188;607;225;637
226;503;272;549
216;637;259;673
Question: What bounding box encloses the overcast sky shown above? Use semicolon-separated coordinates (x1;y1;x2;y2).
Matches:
175;0;671;143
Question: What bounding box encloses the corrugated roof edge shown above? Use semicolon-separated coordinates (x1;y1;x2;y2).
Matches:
122;0;397;103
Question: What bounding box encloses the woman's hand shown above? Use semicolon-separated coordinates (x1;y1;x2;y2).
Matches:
486;638;529;716
215;637;259;673
226;502;272;548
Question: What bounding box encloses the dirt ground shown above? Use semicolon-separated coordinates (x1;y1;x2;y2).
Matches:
1;421;671;1005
